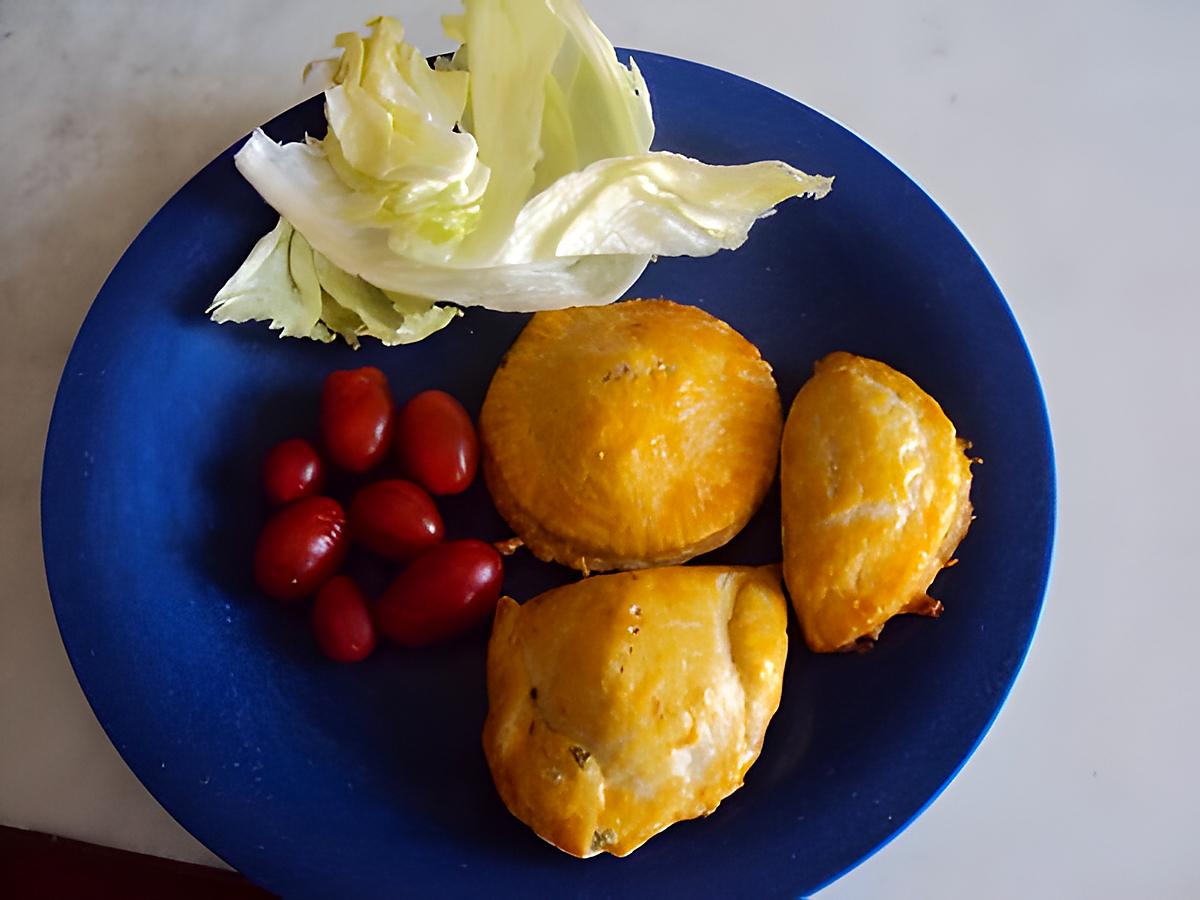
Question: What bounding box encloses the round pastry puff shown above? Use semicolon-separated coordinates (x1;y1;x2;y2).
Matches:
482;565;788;859
479;299;782;573
781;352;974;653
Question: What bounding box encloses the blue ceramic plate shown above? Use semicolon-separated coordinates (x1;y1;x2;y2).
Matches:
42;52;1054;897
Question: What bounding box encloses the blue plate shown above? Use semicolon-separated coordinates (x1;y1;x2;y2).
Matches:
42;52;1054;897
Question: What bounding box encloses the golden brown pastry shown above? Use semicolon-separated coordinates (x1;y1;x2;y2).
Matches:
479;299;781;573
483;565;788;858
781;352;973;653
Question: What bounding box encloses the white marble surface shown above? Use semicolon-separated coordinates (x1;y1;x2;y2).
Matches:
2;0;1197;895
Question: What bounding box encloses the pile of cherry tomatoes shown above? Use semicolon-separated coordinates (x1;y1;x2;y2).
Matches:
253;367;503;662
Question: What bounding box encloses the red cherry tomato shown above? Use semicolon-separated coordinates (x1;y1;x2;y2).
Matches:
375;540;503;647
253;496;349;601
262;438;324;505
320;367;395;473
394;390;479;495
349;479;444;562
312;576;376;662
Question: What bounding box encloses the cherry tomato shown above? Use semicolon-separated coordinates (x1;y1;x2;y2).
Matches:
262;438;324;505
312;576;376;662
394;390;479;495
254;496;349;601
375;540;503;647
320;367;395;473
349;479;444;562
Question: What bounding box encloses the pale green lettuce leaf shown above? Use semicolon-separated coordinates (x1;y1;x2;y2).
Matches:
216;0;833;340
451;0;655;250
453;0;568;260
505;152;833;260
314;251;462;344
235;131;650;311
538;0;654;167
319;294;366;348
324;17;478;188
288;230;324;311
208;216;459;344
234;132;831;304
207;219;332;341
318;16;490;263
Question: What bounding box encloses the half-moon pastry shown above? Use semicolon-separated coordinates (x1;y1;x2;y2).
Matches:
482;565;788;858
781;352;974;652
479;299;781;572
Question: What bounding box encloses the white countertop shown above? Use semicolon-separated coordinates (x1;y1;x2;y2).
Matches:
3;1;1197;895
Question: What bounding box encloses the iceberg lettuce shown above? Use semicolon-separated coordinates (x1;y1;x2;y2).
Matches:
210;0;831;343
208;218;459;346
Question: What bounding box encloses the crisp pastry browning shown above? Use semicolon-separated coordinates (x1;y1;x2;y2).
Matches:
482;565;788;858
479;299;782;573
781;352;974;653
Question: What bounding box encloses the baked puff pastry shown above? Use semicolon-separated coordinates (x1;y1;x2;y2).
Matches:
483;565;788;858
781;352;974;653
479;300;782;573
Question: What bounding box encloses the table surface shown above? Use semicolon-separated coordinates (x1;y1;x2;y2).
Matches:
3;1;1197;896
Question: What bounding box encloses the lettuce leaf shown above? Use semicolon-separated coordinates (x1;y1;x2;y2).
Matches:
207;219;332;341
208;218;459;345
213;0;832;343
505;152;832;260
234;130;651;311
